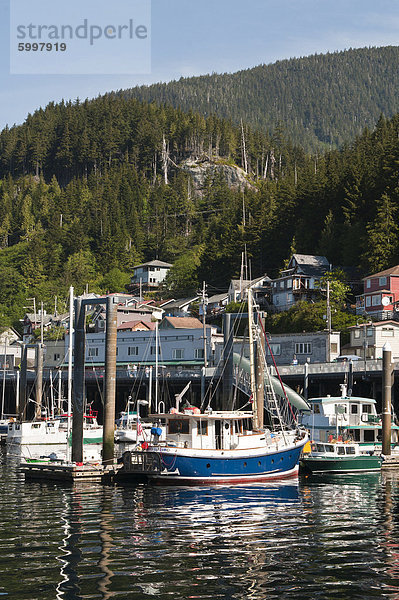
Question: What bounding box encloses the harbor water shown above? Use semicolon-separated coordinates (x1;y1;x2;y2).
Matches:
1;445;399;599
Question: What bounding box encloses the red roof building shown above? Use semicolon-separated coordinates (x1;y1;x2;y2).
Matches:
356;265;399;319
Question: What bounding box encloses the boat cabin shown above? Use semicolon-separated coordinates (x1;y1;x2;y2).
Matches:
309;442;361;457
299;395;399;449
150;410;267;451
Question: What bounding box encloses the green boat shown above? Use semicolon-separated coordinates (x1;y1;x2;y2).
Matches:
300;441;382;474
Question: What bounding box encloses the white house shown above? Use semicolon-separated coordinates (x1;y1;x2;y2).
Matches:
345;321;399;360
129;260;173;292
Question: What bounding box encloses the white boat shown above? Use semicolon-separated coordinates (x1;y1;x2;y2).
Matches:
7;407;103;445
117;288;309;485
299;384;399;453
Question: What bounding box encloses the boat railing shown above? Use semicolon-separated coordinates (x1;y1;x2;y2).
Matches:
121;450;162;474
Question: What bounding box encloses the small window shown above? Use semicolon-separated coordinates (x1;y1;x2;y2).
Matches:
150;346;161;355
366;296;371;307
287;279;292;289
267;343;281;356
345;446;356;455
295;342;312;354
382;328;394;337
324;445;334;452
128;347;138;356
197;420;208;435
54;353;60;361
366;279;371;288
367;328;373;337
351;404;358;414
337;446;345;455
313;404;321;414
371;295;381;306
195;348;204;359
354;330;360;338
379;276;387;286
364;429;375;442
316;444;325;452
280;281;284;289
172;348;184;360
168;419;189;434
88;347;98;357
362;404;372;414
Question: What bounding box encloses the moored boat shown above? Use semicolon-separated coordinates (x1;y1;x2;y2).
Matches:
300;440;382;474
117;288;309;485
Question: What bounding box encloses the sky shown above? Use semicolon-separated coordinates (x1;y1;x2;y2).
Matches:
1;0;399;129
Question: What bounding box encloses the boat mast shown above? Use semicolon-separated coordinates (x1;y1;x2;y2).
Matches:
247;287;258;429
1;337;7;420
67;286;74;461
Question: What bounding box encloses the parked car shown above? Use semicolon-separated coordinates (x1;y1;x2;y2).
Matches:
334;355;362;362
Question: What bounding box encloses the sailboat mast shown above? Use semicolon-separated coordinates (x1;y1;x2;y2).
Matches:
247;288;258;429
1;337;7;420
67;286;74;460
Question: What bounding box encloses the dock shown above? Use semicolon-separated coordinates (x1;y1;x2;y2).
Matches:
381;455;399;469
20;460;118;482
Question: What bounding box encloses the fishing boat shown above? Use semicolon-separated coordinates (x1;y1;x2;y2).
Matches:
7;406;103;445
300;440;382;473
117;288;309;485
299;384;399;453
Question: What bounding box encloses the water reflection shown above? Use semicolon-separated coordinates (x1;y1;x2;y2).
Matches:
4;446;399;599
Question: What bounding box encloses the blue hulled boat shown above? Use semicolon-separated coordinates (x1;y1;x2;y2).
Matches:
117;288;308;485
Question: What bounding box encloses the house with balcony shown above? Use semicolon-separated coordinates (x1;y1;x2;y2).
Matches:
128;260;173;293
271;254;330;312
355;265;399;320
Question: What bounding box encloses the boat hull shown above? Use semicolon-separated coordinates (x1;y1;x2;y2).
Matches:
300;454;382;474
118;439;307;485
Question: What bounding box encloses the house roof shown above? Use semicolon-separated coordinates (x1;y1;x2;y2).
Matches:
161;297;199;310
208;293;229;303
133;260;173;269
362;265;399;279
284;254;330;277
161;316;203;329
117;320;156;331
230;275;270;292
349;320;399;328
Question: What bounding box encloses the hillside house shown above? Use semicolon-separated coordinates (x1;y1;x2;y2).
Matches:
355;265;399;320
128;260;172;293
271;254;330;312
227;275;271;305
160;297;199;317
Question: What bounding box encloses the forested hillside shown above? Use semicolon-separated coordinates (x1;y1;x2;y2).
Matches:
0;89;399;329
120;46;399;152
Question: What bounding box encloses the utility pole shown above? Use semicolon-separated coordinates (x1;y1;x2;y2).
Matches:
201;281;208;369
326;280;332;362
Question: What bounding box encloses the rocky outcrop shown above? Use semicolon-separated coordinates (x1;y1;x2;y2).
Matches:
179;156;257;196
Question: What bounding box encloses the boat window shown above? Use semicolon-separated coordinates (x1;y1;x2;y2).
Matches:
313;404;320;414
351;404;358;414
337;446;345;455
364;429;375;442
197;420;208;436
362;404;372;414
350;429;360;441
345;446;356;455
324;445;334;452
316;444;325;452
168;419;189;435
32;423;41;429
47;422;55;428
